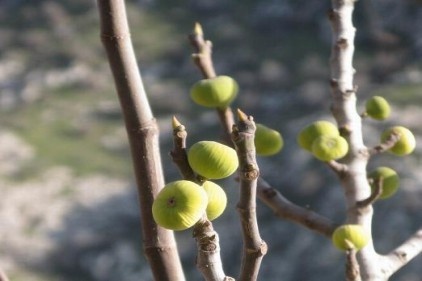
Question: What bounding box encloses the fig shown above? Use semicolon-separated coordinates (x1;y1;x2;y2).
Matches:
297;121;339;151
332;224;369;251
190;75;238;108
311;135;349;161
188;141;239;179
152;180;208;231
368;167;399;199
254;123;284;156
365;96;391;120
202;181;227;221
381;126;416;156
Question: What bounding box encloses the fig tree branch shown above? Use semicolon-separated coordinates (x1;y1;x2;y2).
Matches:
188;23;335;238
189;23;234;144
380;228;422;276
329;1;384;280
257;177;336;237
170;116;196;181
97;1;185;280
232;110;268;281
170;119;234;281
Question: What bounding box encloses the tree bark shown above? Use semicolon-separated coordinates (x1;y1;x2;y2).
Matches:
97;1;185;280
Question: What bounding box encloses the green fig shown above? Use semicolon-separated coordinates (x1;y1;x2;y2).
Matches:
381;126;416;156
254;123;284;156
365;96;391;120
332;224;369;251
190;75;238;108
368;167;399;199
297;121;339;151
311;135;349;161
202;181;227;221
152;180;208;231
188;141;239;180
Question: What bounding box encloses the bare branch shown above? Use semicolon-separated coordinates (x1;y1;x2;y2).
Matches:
189;22;216;79
193;219;235;281
346;249;362;281
232;110;267;281
380;228;422;276
257;177;336;237
97;1;185;280
327;160;349;175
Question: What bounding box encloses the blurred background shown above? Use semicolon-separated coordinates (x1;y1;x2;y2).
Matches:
0;0;421;280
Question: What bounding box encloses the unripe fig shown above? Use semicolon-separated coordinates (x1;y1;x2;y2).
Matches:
188;141;239;179
381;126;416;156
368;167;399;199
254;123;284;156
202;181;227;221
190;75;238;108
297;121;339;151
152;180;208;231
311;135;348;161
332;224;369;251
365;96;391;120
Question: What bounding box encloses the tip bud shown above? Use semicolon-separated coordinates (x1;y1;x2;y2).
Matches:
193;22;203;36
236;108;248;121
172;116;182;129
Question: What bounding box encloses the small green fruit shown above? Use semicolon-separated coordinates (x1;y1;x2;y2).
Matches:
365;96;391;120
368;167;399;199
311;135;348;161
254;123;284;156
202;181;227;221
332;224;369;251
188;141;239;179
381;126;416;156
190;75;238;108
152;180;208;231
297;121;339;151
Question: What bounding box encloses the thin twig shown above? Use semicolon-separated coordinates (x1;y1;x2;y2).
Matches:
97;1;185;280
346;249;362;281
257;177;336;237
356;178;383;208
368;133;400;156
169;118;234;281
232;109;267;281
170;116;196;181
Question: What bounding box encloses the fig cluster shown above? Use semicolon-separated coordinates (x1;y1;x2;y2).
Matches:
152;180;228;231
297;120;348;161
364;96;415;155
187;141;239;180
